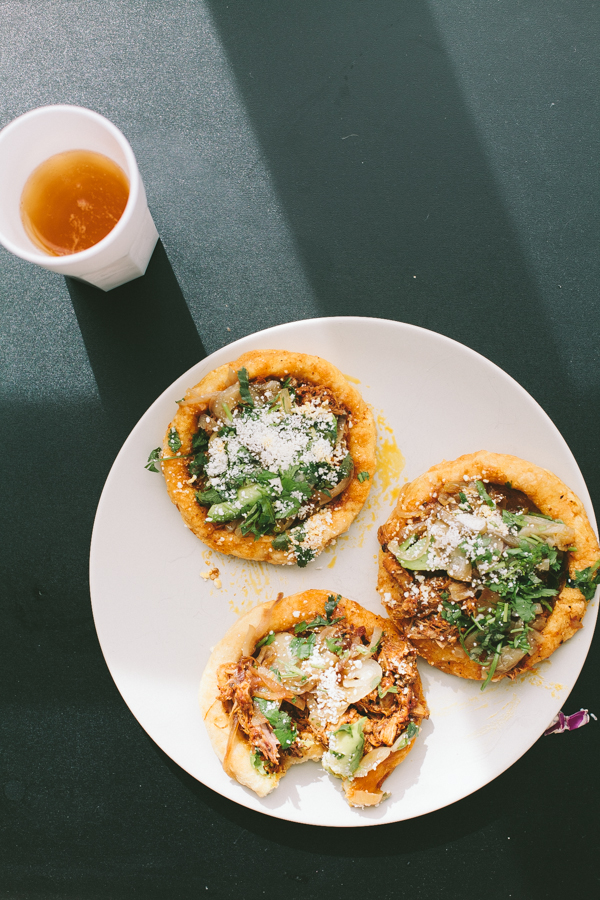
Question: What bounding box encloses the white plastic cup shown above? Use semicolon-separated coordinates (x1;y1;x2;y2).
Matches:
0;105;158;291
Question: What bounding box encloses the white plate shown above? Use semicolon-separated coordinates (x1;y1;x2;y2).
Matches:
90;317;598;827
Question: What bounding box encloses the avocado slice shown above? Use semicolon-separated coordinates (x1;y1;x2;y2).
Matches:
322;718;366;779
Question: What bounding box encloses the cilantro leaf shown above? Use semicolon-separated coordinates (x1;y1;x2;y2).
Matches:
239;491;276;538
280;465;312;497
168;428;182;452
145;447;161;472
512;595;538;623
290;632;316;660
271;533;291;551
295;546;315;567
338;453;353;481
254;698;297;749
441;600;472;629
188;428;210;478
325;637;343;655
195;487;225;507
357;471;370;483
188;450;208;477
191;429;209;453
567;561;600;601
325;594;341;620
294;595;344;634
294;615;328;634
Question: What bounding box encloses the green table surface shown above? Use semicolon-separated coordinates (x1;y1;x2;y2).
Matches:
1;2;599;898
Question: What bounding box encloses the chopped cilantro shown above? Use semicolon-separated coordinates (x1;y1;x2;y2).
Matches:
325;637;343;655
254;698;297;749
182;380;351;564
357;471;370;483
567;561;600;601
481;643;503;690
294;615;329;633
145;447;161;472
195;487;224;507
253;470;279;484
338;453;354;481
325;594;341;620
191;429;209;453
188;453;208;477
168;428;182;452
290;632;316;659
422;498;576;689
238;489;277;538
271;533;291;551
295;546;316;568
441;599;470;628
295;595;343;633
512;594;538;624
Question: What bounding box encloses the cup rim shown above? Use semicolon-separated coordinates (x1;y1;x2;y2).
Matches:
0;104;141;268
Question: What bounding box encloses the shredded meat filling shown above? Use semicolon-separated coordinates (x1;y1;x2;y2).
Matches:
217;628;424;771
381;482;567;651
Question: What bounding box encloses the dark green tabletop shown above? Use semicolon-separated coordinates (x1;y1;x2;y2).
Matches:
1;2;599;898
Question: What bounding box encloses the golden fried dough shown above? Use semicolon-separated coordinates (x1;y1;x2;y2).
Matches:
377;450;600;682
200;590;427;806
161;350;376;565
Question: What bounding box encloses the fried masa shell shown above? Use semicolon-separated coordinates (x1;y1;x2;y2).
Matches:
377;450;600;681
199;590;427;806
162;350;376;564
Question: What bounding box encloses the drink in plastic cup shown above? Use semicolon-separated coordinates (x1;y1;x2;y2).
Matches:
0;105;158;291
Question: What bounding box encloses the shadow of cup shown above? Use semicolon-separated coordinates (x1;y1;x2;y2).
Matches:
66;240;207;443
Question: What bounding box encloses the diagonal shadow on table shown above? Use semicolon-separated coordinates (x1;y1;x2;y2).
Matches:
203;0;600;506
66;239;207;446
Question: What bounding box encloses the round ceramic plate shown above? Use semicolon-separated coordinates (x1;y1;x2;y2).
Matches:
90;317;598;827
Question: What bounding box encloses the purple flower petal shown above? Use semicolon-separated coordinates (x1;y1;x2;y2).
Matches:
544;708;593;736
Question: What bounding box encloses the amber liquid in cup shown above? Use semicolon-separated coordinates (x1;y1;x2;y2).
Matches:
20;149;130;256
